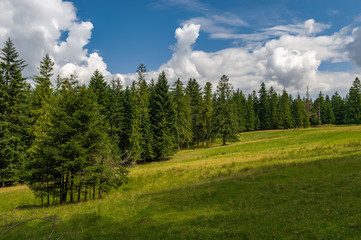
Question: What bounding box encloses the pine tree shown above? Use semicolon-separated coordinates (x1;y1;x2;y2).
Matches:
136;65;154;162
252;91;260;130
233;89;246;132
0;38;29;187
277;89;293;129
149;72;177;159
331;92;345;125
244;94;256;131
202;82;213;146
186;78;203;145
323;95;335;124
312;91;325;125
26;54;55;204
268;86;278;129
305;86;313;122
347;77;361;125
172;78;192;150
88;70;108;114
258;83;271;130
291;94;309;128
107;78;125;151
26;76;127;203
212;75;238;145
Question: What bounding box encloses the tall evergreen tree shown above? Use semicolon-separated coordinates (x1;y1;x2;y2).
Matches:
212;75;238;145
233;89;247;132
0;38;29;187
202;82;213;146
304;86;313;122
172;78;192;150
244;94;256;131
186;78;203;145
149;72;177;159
291;94;309;128
258;83;271;130
331;92;345;125
277;89;293;129
347;77;361;125
268;87;278;129
323;95;335;124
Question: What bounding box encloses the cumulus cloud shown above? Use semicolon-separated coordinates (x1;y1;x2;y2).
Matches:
148;21;357;97
0;0;111;84
1;0;359;97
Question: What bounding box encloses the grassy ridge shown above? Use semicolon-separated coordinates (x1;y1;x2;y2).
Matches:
1;125;361;239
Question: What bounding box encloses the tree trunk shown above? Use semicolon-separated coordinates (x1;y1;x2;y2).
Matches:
70;174;74;203
77;181;82;202
46;174;49;205
92;183;95;199
63;172;69;203
222;135;226;145
98;186;103;199
84;183;87;201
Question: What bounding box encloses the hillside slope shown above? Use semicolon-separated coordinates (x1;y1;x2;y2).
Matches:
1;125;361;239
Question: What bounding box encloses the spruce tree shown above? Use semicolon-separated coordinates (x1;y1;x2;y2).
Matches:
269;86;278;129
149;72;177;159
291;94;309;128
186;78;203;145
347;77;361;125
233;89;246;132
212;75;238;145
323;95;335;124
0;38;29;187
172;78;192;149
331;92;345;125
258;83;271;130
277;89;293;129
244;94;256;131
202;82;213;146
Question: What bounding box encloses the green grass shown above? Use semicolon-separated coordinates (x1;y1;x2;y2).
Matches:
2;125;361;239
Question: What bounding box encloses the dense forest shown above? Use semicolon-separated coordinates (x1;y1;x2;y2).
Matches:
1;37;361;205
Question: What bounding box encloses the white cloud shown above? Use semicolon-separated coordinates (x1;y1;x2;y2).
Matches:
0;0;359;97
142;21;357;97
0;0;111;83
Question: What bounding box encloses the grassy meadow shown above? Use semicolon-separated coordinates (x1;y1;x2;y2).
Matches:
1;125;361;239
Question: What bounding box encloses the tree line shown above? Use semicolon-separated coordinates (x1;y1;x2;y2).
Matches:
1;38;361;204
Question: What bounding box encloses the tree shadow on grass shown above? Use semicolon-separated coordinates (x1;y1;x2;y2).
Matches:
4;153;361;239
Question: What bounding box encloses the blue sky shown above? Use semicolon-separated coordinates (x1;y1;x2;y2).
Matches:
1;0;361;96
71;0;361;73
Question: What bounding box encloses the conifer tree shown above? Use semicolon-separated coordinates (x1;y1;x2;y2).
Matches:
202;82;213;146
292;94;309;128
331;92;345;125
26;54;55;204
149;72;177;159
244;94;256;131
186;78;203;145
258;83;271;130
0;38;29;186
107;78;125;150
212;75;238;145
312;91;325;125
233;89;246;132
323;95;335;124
136;65;154;161
347;77;361;125
172;78;192;149
305;86;313;122
277;89;293;129
88;70;108;115
268;87;278;129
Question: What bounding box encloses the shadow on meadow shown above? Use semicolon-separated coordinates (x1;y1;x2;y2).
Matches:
3;152;361;239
